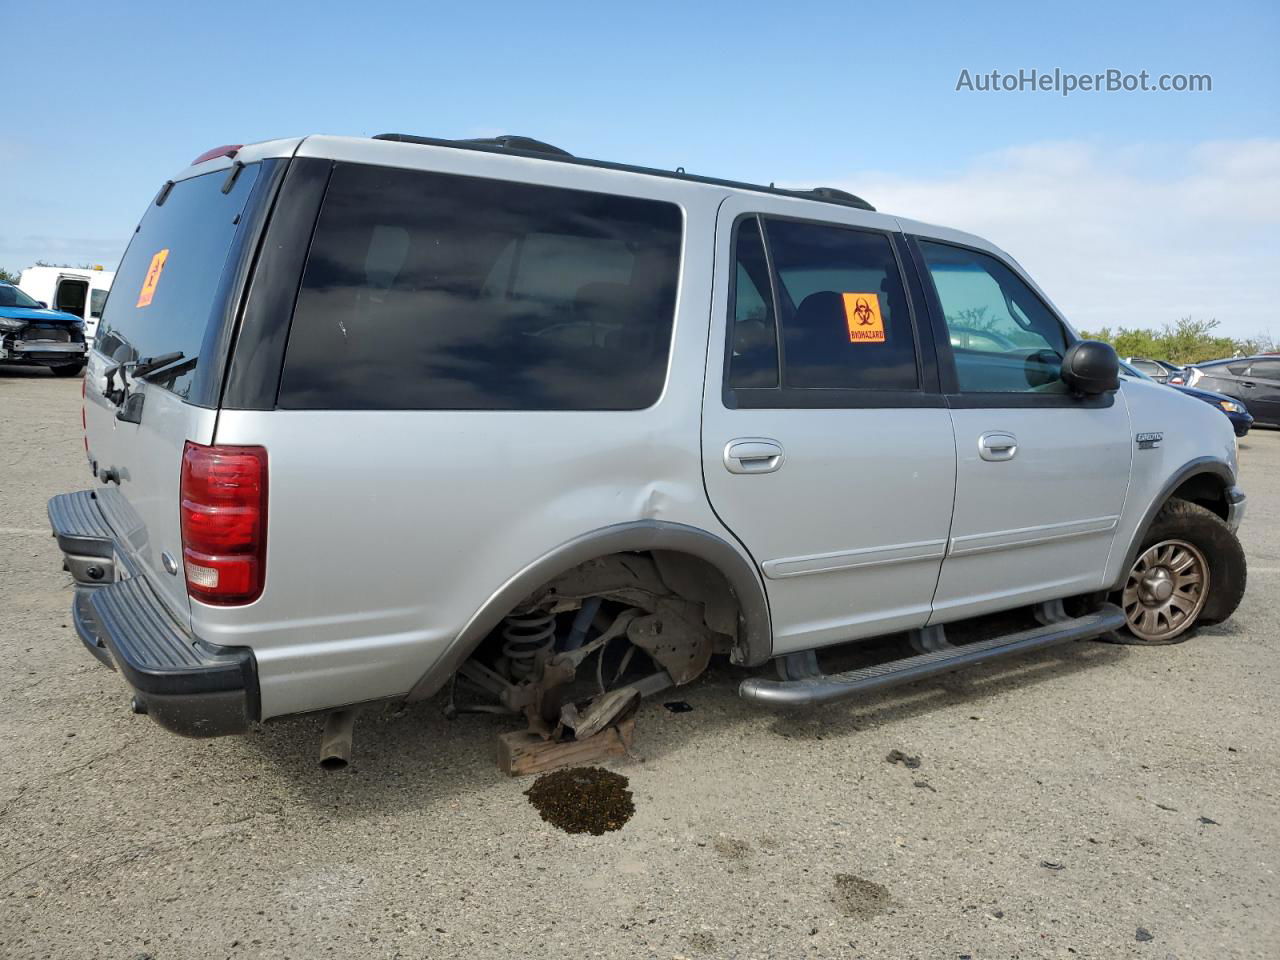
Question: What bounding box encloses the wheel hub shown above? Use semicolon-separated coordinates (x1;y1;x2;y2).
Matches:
1138;568;1175;604
1121;539;1209;643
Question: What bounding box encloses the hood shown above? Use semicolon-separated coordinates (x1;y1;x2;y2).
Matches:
0;305;84;325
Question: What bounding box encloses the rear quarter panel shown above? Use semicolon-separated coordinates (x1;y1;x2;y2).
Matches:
203;168;745;720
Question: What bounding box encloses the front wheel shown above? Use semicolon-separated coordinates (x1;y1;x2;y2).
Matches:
1115;499;1246;644
50;362;86;378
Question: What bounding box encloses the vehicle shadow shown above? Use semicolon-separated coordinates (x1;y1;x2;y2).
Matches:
239;635;1131;817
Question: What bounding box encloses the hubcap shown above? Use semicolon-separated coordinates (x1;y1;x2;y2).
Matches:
1122;539;1209;642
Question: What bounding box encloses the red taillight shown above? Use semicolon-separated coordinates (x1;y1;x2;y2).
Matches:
180;442;267;605
191;144;242;165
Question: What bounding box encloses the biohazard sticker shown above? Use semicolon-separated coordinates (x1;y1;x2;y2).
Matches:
135;249;169;308
842;292;885;343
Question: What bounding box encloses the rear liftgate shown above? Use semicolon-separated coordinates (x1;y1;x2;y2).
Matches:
740;601;1126;706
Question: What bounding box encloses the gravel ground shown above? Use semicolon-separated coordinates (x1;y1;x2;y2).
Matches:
2;366;1277;960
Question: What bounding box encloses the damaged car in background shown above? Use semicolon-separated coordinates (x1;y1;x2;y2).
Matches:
0;282;87;377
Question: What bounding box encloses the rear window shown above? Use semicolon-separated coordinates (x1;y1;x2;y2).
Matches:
94;164;262;398
278;164;683;410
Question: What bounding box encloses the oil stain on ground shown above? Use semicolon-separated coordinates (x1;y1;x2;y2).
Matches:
832;873;891;919
524;766;635;835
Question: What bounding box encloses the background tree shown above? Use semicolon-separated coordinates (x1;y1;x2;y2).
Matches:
1082;317;1276;365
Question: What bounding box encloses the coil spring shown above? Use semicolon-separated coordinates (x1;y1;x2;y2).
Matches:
501;606;556;680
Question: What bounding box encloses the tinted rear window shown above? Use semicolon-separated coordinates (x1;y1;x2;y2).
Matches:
94;164;262;398
278;163;683;410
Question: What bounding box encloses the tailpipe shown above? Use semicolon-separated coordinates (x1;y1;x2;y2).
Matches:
319;709;360;770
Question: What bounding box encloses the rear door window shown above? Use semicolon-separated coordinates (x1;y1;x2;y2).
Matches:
278;163;683;410
725;217;919;400
1249;359;1280;381
94;165;262;399
769;219;918;391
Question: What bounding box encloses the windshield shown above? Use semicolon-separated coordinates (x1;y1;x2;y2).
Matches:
0;284;42;309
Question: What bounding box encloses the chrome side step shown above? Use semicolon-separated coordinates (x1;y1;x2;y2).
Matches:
739;603;1126;707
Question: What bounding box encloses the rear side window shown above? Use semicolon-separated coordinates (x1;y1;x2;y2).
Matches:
94;165;262;398
278;164;683;410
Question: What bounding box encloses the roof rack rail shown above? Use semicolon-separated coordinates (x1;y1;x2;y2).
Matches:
779;186;874;211
374;133;572;158
368;133;874;212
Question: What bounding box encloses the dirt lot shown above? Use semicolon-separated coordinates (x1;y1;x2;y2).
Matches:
2;366;1277;959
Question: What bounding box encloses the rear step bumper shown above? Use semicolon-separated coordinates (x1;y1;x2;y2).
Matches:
739;604;1127;707
49;490;259;737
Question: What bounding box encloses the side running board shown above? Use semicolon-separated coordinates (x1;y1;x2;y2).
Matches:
739;603;1126;707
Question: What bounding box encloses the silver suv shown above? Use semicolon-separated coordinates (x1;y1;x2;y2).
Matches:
47;133;1248;756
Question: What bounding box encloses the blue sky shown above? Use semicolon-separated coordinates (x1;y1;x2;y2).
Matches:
4;0;1277;336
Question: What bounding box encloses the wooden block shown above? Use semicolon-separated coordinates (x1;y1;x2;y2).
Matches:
497;716;636;777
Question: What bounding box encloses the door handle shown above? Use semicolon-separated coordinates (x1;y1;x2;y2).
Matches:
724;438;784;474
1241;381;1256;388
978;431;1017;462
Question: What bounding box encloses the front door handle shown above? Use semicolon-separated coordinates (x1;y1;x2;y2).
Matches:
979;431;1018;462
724;438;784;474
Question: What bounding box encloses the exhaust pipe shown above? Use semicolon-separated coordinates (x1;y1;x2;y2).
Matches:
319;709;360;770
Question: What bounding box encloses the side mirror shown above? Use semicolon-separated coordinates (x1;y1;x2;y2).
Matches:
1061;340;1120;395
37;300;48;308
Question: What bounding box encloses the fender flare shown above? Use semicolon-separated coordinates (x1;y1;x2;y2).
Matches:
1109;457;1236;591
406;520;773;701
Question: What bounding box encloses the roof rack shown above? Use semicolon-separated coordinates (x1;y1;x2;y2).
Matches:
369;132;875;212
375;132;572;158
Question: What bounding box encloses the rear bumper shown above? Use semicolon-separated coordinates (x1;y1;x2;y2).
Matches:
48;490;259;737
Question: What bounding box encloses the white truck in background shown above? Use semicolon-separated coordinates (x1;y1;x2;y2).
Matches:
19;265;115;342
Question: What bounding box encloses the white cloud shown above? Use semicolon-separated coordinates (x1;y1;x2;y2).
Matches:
816;139;1280;340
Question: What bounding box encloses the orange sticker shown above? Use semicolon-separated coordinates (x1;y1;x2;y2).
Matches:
842;292;885;343
135;249;169;308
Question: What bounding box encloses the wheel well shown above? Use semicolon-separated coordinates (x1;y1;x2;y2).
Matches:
1169;473;1229;521
531;549;743;646
406;521;773;702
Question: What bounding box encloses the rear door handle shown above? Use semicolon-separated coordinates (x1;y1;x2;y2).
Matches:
724;438;784;474
978;431;1017;462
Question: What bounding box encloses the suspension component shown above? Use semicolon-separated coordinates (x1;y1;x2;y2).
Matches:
501;605;556;680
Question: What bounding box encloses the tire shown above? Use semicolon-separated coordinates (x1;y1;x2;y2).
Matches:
50;362;86;378
1112;498;1246;644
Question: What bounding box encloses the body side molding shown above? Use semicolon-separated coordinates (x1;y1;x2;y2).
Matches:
406;520;773;701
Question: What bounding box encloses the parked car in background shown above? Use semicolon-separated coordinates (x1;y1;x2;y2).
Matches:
1120;361;1253;437
18;265;114;343
1125;356;1184;384
0;282;88;376
1184;357;1280;427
